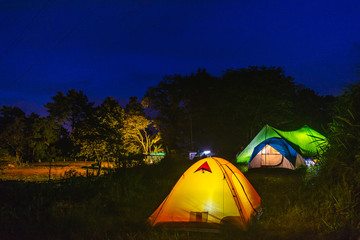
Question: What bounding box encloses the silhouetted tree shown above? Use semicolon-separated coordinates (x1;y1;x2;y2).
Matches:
0;106;27;164
125;96;145;116
143;74;189;151
45;90;94;131
45;90;95;160
29;117;62;163
144;66;300;157
292;85;335;131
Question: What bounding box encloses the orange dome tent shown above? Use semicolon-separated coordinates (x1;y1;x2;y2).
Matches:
149;157;261;230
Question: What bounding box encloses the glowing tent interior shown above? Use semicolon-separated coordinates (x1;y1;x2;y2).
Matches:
236;125;328;169
149;157;261;230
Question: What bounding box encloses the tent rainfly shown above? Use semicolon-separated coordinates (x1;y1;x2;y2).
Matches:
149;157;261;230
236;125;328;170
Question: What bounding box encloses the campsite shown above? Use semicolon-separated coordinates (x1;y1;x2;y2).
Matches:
1;1;360;239
0;68;359;239
0;153;356;240
0;156;335;240
0;67;359;240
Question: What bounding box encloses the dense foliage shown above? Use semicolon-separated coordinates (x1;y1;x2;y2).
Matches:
144;66;333;157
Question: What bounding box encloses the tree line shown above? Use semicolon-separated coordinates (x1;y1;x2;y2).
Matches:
0;91;162;169
144;66;334;157
0;66;336;166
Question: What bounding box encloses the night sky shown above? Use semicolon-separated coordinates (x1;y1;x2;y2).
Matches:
1;0;359;114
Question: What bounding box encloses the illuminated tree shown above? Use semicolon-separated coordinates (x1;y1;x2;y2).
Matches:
123;115;163;156
124;96;163;158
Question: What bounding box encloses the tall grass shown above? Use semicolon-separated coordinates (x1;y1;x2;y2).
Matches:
297;83;360;238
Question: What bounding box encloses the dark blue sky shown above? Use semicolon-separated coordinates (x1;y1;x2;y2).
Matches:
1;0;359;114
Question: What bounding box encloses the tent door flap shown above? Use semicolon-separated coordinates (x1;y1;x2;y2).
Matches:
190;212;208;222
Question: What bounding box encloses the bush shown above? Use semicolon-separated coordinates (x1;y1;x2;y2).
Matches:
313;82;360;237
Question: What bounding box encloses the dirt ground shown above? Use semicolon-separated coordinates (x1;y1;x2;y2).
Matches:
0;161;117;181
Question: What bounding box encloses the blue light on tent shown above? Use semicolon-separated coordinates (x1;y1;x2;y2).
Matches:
250;137;298;167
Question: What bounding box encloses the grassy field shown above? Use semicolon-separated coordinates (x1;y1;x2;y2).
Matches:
0;161;120;181
0;155;357;240
0;162;94;181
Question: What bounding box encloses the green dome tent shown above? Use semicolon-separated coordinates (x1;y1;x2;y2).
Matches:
236;125;328;170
